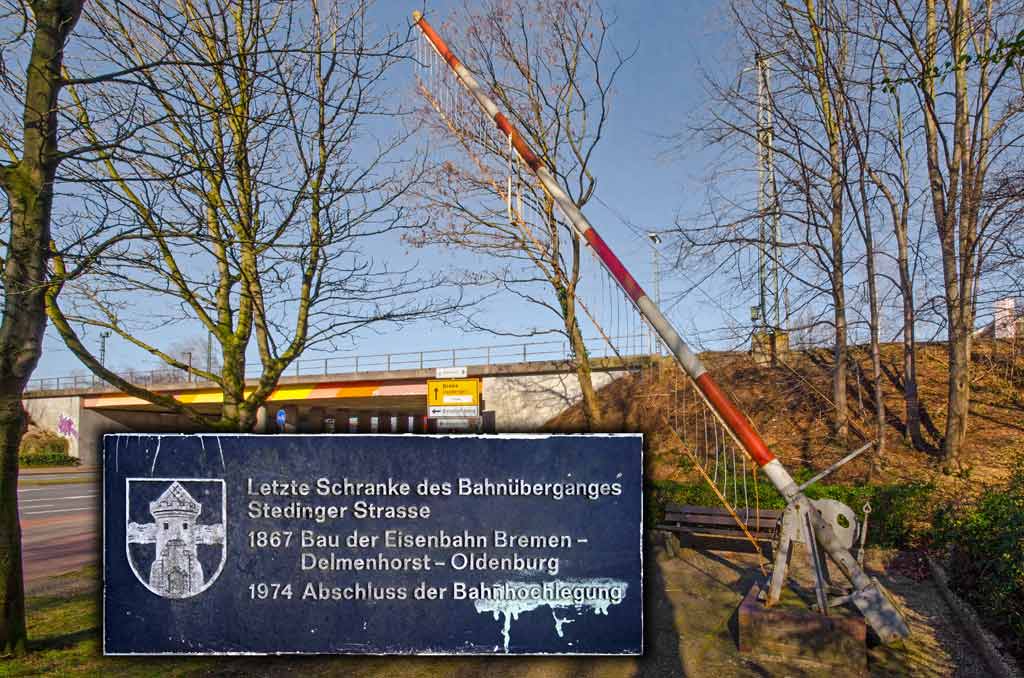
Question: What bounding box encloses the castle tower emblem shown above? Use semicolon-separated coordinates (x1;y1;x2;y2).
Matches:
126;479;226;599
149;482;204;597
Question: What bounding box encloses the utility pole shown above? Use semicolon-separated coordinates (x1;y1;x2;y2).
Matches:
647;232;663;355
99;331;111;367
184;352;192;383
206;331;213;374
755;52;781;332
784;286;791;330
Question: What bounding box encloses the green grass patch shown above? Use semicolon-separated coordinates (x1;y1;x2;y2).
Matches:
0;568;212;677
18;476;99;488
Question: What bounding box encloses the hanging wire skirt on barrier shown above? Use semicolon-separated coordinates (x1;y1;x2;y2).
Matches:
414;25;766;561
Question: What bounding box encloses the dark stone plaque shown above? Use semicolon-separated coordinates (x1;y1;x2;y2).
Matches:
103;434;642;655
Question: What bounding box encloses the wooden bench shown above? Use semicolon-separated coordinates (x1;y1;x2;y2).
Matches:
657;504;782;556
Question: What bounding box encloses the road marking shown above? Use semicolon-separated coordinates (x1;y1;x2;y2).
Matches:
19;494;97;504
18;486;94;493
21;507;95;516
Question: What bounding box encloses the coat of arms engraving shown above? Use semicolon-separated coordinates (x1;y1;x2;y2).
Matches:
126;479;226;598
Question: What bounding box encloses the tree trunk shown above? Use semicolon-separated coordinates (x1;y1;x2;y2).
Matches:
804;0;848;441
557;278;601;431
0;190;48;656
0;0;84;654
942;320;971;469
895;223;923;450
568;313;601;432
866;281;885;471
0;398;27;657
930;0;979;470
871;53;923;452
832;282;849;441
855;171;885;471
220;399;242;432
219;341;249;431
870;343;885;467
236;408;258;434
221;389;263;433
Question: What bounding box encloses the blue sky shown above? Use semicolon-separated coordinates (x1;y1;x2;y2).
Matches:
34;1;751;380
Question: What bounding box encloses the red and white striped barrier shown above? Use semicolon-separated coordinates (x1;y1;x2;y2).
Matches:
412;10;908;642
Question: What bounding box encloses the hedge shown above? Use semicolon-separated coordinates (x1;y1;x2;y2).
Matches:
20;452;81;467
19;430;69;457
18;430;78;467
647;474;935;549
933;464;1024;664
650;467;1023;665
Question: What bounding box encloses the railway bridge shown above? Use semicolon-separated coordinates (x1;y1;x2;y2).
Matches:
23;338;644;464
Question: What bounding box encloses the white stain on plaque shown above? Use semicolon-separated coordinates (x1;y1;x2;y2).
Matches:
472;578;627;652
551;609;574;637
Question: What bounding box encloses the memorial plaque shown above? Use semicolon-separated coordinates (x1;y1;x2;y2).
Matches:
103;434;642;655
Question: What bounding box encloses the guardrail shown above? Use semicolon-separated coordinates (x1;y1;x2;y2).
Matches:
25;333;655;393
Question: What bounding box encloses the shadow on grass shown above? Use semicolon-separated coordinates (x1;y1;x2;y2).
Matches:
25;588;97;617
28;627;97;653
635;536;685;677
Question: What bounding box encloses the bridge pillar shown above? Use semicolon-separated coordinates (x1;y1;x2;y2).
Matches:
305;407;325;433
254;406;268;433
482;370;625;432
22;395;137;466
22;395;85;461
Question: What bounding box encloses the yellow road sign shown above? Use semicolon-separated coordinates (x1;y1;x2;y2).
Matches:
427;378;479;407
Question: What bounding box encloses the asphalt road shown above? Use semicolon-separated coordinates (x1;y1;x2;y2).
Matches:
18;480;100;587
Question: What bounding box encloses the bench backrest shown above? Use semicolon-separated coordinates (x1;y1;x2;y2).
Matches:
663;504;782;528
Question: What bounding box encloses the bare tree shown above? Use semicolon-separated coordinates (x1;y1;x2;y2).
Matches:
846;106;888;468
0;0;84;656
409;0;628;430
683;0;856;440
167;334;221;378
803;0;854;441
685;0;1023;468
883;0;1024;468
862;26;927;451
839;4;909;467
45;0;453;432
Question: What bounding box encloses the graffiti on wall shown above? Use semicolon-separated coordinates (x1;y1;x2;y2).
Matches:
57;414;79;440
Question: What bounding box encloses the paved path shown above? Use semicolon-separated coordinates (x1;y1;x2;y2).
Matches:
180;541;989;677
19;480;99;586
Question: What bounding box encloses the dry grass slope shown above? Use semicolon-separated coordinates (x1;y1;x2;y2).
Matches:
548;339;1024;499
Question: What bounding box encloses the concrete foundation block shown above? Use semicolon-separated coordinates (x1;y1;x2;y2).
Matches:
738;583;867;677
751;331;789;367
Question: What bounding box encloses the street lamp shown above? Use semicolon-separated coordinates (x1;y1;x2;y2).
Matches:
99;331;112;367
